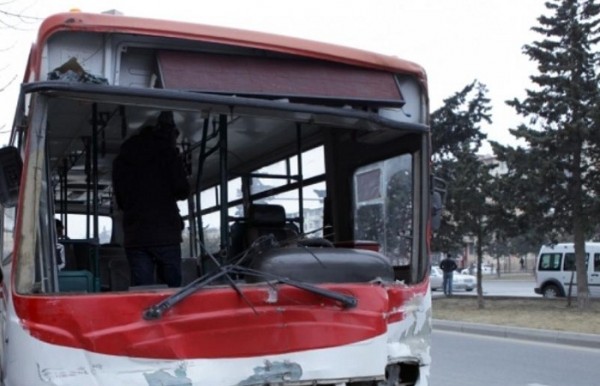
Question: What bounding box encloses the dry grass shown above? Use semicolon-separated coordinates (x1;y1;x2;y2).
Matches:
432;296;600;335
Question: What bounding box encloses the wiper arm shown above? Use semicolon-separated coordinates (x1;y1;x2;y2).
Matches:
142;263;356;321
144;237;264;320
232;266;358;309
143;239;358;320
143;266;233;320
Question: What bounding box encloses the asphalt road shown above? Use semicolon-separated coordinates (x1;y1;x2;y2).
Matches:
430;330;600;386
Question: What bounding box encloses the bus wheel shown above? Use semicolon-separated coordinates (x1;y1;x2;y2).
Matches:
542;284;561;298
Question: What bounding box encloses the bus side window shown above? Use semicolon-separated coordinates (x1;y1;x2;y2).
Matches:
2;206;15;266
0;146;22;209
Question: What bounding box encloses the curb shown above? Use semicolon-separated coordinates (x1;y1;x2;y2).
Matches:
433;319;600;349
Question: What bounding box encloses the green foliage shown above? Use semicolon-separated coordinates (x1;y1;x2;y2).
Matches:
492;0;600;243
432;82;490;160
487;232;539;260
492;0;600;308
431;81;495;255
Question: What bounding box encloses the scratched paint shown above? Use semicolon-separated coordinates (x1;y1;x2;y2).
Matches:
8;322;390;385
386;289;433;385
237;360;302;385
144;363;192;386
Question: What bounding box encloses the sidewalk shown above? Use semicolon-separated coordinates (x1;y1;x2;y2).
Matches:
433;319;600;349
477;271;535;281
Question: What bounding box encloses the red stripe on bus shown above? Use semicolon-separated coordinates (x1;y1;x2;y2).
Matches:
14;284;406;359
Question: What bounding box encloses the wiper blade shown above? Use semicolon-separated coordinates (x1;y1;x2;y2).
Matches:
232;266;358;309
144;239;261;320
143;240;358;320
143;263;358;320
143;266;232;320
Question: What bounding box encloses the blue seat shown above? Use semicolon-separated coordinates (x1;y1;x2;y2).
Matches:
58;270;95;292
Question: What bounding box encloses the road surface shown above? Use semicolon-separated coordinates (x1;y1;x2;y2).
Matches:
432;274;538;298
430;330;600;386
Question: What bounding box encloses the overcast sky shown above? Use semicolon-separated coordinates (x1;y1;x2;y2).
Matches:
0;0;547;152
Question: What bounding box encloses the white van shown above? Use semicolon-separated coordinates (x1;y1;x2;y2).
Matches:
534;242;600;298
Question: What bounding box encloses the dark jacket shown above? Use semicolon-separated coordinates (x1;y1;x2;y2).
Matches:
439;258;457;273
112;127;190;248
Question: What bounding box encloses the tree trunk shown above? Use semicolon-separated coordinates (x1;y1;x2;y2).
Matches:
476;226;484;310
567;271;574;308
496;257;501;278
573;226;590;310
572;147;590;311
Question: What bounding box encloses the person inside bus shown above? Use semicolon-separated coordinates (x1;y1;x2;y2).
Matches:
55;218;72;239
55;219;67;270
112;111;190;288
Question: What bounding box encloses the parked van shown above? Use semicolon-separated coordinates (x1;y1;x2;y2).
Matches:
534;242;600;297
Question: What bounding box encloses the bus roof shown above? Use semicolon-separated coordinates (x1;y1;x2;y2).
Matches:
31;11;426;85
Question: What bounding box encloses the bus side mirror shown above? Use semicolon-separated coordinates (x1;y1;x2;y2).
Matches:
431;191;443;231
431;176;446;232
0;146;22;208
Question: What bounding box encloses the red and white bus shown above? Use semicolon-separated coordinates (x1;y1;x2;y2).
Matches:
0;10;437;386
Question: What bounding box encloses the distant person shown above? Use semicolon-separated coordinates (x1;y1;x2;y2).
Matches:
439;253;458;296
55;219;66;270
520;257;525;271
112;111;190;287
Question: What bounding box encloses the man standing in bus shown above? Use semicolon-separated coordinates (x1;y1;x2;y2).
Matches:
112;111;190;287
439;253;457;296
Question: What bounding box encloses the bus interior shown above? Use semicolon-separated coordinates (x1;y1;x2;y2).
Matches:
2;28;431;296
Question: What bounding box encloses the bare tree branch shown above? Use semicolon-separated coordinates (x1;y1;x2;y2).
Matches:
0;74;17;92
0;9;39;20
0;0;42;30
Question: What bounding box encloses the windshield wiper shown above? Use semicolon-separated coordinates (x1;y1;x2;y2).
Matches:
230;265;358;309
144;235;358;320
144;239;265;320
143;265;233;320
143;263;358;320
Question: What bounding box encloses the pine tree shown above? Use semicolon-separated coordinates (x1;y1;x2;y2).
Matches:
492;0;600;310
431;81;494;307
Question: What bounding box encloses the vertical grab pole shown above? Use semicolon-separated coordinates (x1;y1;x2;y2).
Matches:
61;158;68;230
195;118;210;256
218;114;228;264
91;103;99;241
91;104;101;291
296;123;304;232
84;136;91;238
